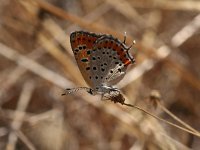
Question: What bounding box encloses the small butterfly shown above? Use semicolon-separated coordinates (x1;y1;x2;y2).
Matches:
62;31;135;103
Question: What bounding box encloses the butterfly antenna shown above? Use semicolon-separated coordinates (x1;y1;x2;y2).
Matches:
61;87;93;95
126;40;136;51
125;40;136;64
123;32;127;44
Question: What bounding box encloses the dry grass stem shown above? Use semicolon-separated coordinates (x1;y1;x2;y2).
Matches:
1;0;199;149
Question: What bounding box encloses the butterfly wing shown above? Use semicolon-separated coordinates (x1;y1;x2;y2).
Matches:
70;31;102;87
89;35;135;88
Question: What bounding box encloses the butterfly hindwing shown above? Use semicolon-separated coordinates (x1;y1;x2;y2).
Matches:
89;36;133;87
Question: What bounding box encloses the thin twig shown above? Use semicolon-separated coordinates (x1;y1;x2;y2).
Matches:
33;0;134;43
15;130;36;150
157;101;200;136
171;14;200;47
38;33;84;85
0;42;73;89
122;102;200;138
118;14;200;92
0;48;45;103
6;81;35;150
131;1;200;11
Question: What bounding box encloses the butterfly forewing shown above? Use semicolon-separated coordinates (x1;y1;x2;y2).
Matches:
70;31;102;87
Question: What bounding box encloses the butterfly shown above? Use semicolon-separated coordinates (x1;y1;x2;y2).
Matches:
62;31;135;103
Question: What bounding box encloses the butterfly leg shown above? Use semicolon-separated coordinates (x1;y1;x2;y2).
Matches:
62;87;94;96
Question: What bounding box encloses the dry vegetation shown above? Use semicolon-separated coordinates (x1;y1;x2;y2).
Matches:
0;0;200;150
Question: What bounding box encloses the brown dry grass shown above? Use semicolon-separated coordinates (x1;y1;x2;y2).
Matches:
0;0;200;149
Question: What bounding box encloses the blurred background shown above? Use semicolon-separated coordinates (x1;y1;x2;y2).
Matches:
0;0;200;149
